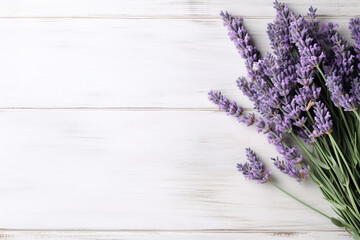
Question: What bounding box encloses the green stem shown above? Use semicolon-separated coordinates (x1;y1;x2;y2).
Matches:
269;181;332;220
288;132;312;157
339;108;354;138
354;110;360;122
269;128;293;150
317;66;326;81
329;134;360;193
306;111;315;125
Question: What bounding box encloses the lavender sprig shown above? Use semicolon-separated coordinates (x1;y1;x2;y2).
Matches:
237;148;271;184
311;101;333;137
272;157;310;182
208;90;243;117
322;22;359;111
220;11;261;78
349;17;360;69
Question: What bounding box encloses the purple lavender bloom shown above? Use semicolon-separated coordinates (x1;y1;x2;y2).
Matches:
351;78;360;104
272;157;310;182
321;22;339;45
307;6;319;28
294;92;310;111
208;90;243;117
299;165;311;180
238;113;255;126
326;73;358;111
300;85;321;101
293;124;314;145
293;85;318;113
349;17;360;69
237;77;256;101
283;147;303;164
260;53;280;76
311;101;333;137
220;11;261;77
271;72;293;96
283;100;301;120
263;89;281;108
251;77;271;98
293;116;307;127
256;119;269;133
267;1;294;62
296;64;314;86
349;17;360;48
306;6;322;44
275;142;287;155
237;148;271;184
322;22;359;111
276;116;292;133
267;132;283;146
289;13;325;69
321;22;340;67
328;28;355;79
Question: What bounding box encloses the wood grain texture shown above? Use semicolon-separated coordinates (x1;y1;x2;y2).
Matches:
0;110;337;230
0;230;352;240
0;18;353;109
0;0;357;239
0;0;358;18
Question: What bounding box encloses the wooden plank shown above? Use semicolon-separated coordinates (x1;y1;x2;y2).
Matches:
0;230;352;240
0;110;340;230
0;18;354;109
0;0;358;18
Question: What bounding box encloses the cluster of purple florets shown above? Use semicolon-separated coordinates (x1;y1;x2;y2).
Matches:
209;1;360;183
237;148;271;184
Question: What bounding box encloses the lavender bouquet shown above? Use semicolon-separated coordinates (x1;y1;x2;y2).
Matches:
209;1;360;238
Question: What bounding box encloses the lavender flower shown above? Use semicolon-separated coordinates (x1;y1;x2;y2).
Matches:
294;116;307;127
306;6;322;43
273;157;310;182
208;90;243;117
311;101;333;137
289;12;325;69
296;64;314;86
238;113;255;126
294;92;310;111
326;73;358;111
237;77;256;101
271;72;293;96
322;22;359;111
237;148;271;184
267;1;293;61
349;17;360;69
351;78;360;104
220;11;261;77
283;147;303;164
276;116;292;132
222;11;276;118
256;119;269;133
283;100;301;120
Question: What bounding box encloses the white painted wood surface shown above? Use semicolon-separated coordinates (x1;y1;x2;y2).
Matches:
0;230;351;240
0;1;356;239
0;0;358;18
0;110;337;230
0;18;353;109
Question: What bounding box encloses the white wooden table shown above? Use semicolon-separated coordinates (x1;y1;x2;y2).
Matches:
0;1;356;239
